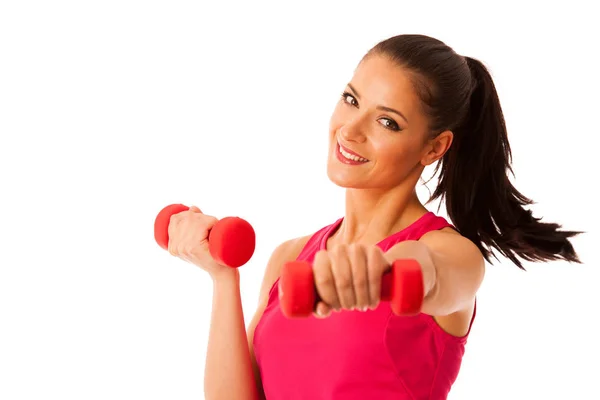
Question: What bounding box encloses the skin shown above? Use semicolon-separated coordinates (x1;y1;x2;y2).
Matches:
313;53;485;334
169;53;485;399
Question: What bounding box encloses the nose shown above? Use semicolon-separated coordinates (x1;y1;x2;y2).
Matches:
339;118;366;143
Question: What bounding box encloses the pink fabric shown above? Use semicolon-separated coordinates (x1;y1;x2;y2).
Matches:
253;212;476;400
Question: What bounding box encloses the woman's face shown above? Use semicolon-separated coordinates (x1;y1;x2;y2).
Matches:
327;54;445;190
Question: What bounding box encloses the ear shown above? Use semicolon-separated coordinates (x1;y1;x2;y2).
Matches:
421;130;453;166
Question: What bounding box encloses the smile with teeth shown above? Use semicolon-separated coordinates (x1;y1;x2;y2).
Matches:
338;144;369;162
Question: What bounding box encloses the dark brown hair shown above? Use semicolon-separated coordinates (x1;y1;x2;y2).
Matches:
367;34;581;270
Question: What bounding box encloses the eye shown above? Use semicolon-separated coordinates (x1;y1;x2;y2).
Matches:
378;118;400;131
341;91;358;107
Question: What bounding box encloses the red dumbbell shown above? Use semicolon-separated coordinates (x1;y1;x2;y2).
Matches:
154;204;255;268
279;259;424;317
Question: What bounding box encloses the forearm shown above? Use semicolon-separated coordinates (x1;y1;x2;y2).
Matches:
204;269;259;400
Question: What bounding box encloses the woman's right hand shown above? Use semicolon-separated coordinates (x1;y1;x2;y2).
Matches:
167;206;234;279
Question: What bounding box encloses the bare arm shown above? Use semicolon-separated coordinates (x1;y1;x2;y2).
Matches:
204;236;309;400
383;228;485;317
203;268;258;400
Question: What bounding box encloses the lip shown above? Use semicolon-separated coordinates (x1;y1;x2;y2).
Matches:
336;142;369;165
338;141;368;160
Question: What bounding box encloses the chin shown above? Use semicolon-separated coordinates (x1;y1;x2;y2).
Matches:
326;162;369;189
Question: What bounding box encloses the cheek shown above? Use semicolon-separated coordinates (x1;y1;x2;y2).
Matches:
373;137;422;165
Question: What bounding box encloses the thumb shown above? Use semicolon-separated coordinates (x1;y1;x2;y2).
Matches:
314;301;333;319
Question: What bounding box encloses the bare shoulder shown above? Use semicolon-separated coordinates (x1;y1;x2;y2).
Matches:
270;235;312;262
419;227;484;267
420;227;485;304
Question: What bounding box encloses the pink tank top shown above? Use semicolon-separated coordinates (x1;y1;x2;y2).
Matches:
253;212;476;400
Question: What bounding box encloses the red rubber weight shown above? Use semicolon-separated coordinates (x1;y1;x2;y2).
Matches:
154;204;190;250
279;259;424;317
153;203;256;268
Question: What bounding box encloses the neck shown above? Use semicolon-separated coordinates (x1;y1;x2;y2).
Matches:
331;183;429;246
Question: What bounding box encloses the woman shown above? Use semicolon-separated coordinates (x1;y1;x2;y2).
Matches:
167;34;581;399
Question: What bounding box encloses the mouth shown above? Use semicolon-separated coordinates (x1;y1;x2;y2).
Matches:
336;141;369;164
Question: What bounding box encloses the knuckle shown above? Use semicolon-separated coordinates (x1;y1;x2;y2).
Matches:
351;245;368;264
368;267;380;283
314;249;327;262
332;244;345;256
367;245;381;258
198;213;213;222
350;253;364;269
351;242;365;253
353;275;367;288
314;272;333;287
313;254;327;271
347;245;361;260
368;265;381;279
336;276;352;290
168;216;179;232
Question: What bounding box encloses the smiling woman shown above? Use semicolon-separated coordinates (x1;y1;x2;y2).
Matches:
251;34;581;400
165;34;582;400
327;55;438;192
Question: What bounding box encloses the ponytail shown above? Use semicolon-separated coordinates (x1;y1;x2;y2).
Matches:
429;57;582;269
370;34;582;269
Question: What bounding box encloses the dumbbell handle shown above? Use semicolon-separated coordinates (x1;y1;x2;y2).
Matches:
154;204;255;268
279;259;424;317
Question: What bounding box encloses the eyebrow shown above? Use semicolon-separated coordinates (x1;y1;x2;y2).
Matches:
347;83;409;124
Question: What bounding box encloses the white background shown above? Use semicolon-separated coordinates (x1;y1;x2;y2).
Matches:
1;1;598;399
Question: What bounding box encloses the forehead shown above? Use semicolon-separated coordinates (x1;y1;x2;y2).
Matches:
351;54;421;116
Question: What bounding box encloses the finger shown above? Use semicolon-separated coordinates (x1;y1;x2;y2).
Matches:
189;211;217;225
168;240;177;256
167;213;183;256
189;206;202;213
349;244;370;311
313;250;340;311
331;245;356;310
168;212;182;240
201;215;219;230
313;301;332;318
182;214;218;259
180;211;214;236
177;239;189;261
367;246;385;309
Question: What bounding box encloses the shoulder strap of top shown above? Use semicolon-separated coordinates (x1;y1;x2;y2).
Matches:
265;218;342;302
296;218;343;263
378;212;455;252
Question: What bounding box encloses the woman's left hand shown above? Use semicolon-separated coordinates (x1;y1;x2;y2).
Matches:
312;243;389;318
